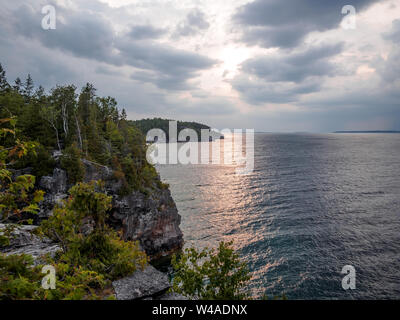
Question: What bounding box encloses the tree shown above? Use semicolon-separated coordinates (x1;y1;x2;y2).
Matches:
60;142;85;184
1;63;162;196
13;78;22;93
49;85;77;141
0;117;43;224
121;108;127;121
171;241;251;300
78;83;96;125
22;74;34;99
34;86;45;100
40;105;61;151
0;63;10;92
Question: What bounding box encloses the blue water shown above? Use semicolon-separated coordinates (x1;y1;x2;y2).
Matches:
157;133;400;299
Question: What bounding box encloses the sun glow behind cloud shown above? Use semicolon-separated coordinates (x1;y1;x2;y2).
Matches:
1;0;400;131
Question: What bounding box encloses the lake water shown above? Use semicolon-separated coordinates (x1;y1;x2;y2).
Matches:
157;133;400;299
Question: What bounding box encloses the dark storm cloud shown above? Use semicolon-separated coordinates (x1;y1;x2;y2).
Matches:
242;43;343;83
173;9;210;38
231;75;321;104
128;25;167;40
231;43;344;104
233;0;378;48
7;3;215;91
118;39;217;90
13;4;116;64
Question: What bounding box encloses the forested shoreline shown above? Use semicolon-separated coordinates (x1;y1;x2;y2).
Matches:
0;63;163;195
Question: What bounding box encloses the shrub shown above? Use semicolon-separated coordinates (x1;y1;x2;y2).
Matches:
171;241;251;300
1;117;44;224
0;253;40;300
60;143;85;184
38;181;147;281
0;253;110;300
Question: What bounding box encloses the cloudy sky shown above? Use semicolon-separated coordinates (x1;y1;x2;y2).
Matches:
1;0;399;132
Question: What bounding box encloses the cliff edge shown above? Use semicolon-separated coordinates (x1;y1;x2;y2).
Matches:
35;156;183;261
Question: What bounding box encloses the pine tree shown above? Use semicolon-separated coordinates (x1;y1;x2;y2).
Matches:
0;63;10;92
23;74;34;98
13;77;22;93
35;86;45;100
121;108;127;121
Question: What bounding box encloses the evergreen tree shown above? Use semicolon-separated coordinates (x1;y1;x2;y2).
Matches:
121;108;127;121
23;74;34;99
78;83;96;125
0;63;9;92
34;86;45;100
13;77;22;93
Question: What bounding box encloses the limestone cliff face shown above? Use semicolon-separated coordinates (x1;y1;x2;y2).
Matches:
37;158;183;261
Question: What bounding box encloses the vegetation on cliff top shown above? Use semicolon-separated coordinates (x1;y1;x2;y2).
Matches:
0;63;161;195
0;115;146;299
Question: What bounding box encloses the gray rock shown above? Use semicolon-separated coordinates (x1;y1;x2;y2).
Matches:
112;264;170;300
110;188;183;260
0;224;61;265
39;168;68;195
38;168;69;219
34;156;183;261
82;159;183;261
82;159;113;183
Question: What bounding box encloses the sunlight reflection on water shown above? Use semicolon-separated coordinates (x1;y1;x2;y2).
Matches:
157;133;400;299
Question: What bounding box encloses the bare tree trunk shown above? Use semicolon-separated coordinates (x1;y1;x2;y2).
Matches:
52;123;61;152
61;101;68;136
74;113;83;150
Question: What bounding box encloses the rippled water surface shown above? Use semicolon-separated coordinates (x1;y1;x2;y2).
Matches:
157;133;400;299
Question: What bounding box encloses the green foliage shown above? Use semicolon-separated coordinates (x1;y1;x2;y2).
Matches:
1;64;165;194
0;224;15;247
38;181;147;280
55;230;147;280
0;118;44;223
0;253;110;300
1;180;148;300
130;117;216;142
15;144;56;178
171;241;251;300
0;253;40;300
1;65;161;300
61;143;85;184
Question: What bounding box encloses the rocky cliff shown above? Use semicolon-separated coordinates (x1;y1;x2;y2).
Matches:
0;223;187;300
35;155;183;261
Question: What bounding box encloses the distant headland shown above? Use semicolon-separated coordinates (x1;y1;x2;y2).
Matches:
130;118;224;142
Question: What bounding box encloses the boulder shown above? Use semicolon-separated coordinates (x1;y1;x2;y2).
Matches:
0;224;61;265
38;168;69;219
112;264;170;300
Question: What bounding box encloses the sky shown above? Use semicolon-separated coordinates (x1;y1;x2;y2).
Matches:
0;0;399;132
